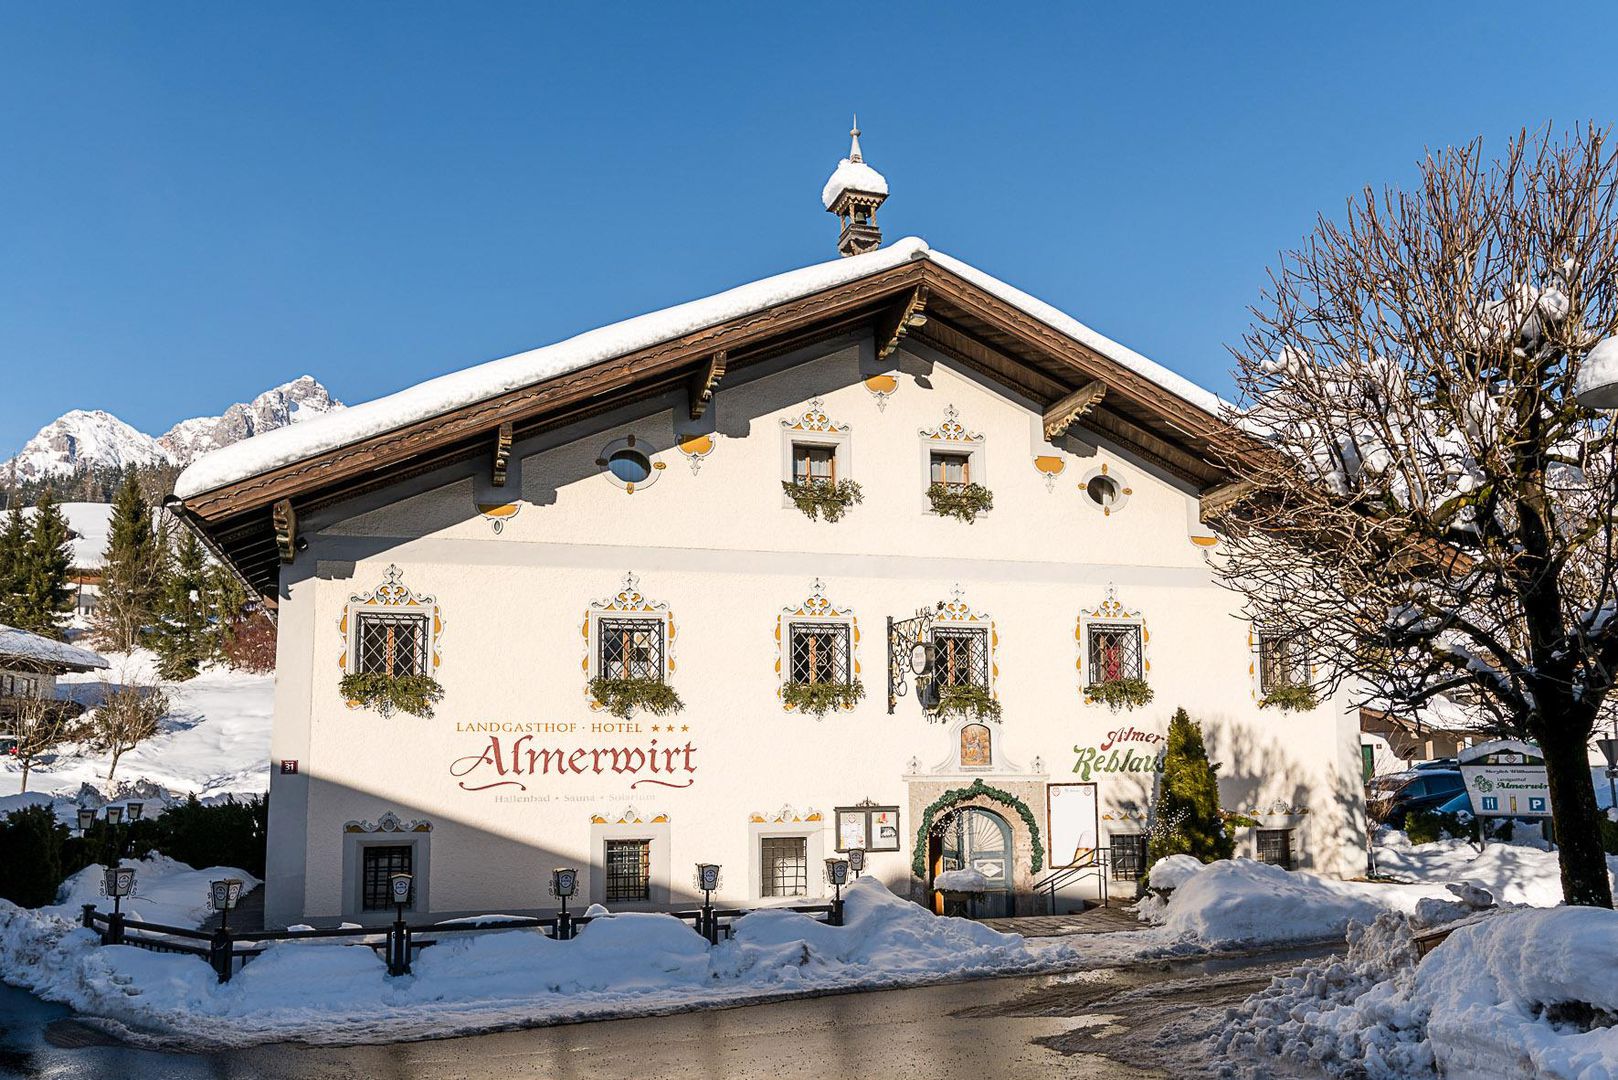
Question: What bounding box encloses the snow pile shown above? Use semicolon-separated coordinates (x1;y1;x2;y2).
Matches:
1574;336;1618;405
1214;907;1618;1080
821;157;888;208
1376;832;1618;908
932;868;990;892
1147;859;1447;948
0;624;107;670
1147;853;1204;891
47;856;260;929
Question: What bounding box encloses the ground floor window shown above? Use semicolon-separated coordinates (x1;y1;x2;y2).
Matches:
604;839;652;902
361;845;413;911
761;836;809;897
1256;829;1294;869
1109;833;1146;881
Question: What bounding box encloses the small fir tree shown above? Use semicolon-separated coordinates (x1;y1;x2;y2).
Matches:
13;489;73;638
153;526;211;680
0;506;29;627
94;474;163;651
1148;709;1235;865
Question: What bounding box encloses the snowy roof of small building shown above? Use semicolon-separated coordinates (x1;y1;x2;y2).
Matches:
175;238;1222;500
2;502;116;571
821;158;889;209
0;625;109;672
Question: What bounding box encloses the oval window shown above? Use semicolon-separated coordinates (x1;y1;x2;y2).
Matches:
1086;474;1120;508
607;448;653;484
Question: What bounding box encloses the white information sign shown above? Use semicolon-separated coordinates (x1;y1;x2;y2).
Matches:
1047;783;1100;867
1458;738;1551;818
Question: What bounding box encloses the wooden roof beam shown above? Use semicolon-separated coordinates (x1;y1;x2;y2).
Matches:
875;285;929;362
686;351;728;421
1043;381;1108;442
491;422;513;487
1199;479;1258;523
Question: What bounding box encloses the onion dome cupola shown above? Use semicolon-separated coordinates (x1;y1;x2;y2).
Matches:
822;117;889;258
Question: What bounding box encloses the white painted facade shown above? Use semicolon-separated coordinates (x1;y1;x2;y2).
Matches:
261;335;1367;928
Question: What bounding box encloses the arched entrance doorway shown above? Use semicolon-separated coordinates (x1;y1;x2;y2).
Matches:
929;806;1014;918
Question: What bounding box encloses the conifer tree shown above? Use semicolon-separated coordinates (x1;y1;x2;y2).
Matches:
1148;709;1235;865
201;561;248;661
0;506;28;627
12;488;72;638
94;473;162;651
153;525;211;680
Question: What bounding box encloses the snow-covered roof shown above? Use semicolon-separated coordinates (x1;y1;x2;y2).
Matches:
821;158;889;209
0;625;109;672
175;238;1222;500
3;502;115;570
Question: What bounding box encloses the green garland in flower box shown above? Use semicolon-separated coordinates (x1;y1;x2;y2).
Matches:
339;673;445;719
1087;676;1154;711
1259;682;1319;712
588;676;684;720
926;482;994;523
781;479;864;522
935;683;1003;722
781;679;865;717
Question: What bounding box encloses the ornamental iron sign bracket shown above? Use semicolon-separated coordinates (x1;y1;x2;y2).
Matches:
887;606;940;715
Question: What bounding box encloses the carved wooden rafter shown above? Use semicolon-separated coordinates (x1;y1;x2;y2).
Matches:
491;421;513;487
875;285;929;362
1199;480;1258;522
687;350;728;421
1042;381;1108;442
271;499;297;563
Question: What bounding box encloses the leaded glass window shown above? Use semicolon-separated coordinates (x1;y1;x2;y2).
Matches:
1088;623;1142;684
361;845;412;911
355;613;429;677
604;839;651;902
933;626;989;689
789;622;850;685
597;617;665;681
761;836;808;898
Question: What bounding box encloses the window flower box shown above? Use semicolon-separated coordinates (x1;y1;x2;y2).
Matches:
339;673;445;719
935;683;1003;722
781;478;864;522
1259;682;1318;712
1087;676;1154;712
781;678;864;717
926;482;994;523
588;676;684;720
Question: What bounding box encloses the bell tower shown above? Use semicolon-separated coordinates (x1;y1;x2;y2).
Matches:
822;117;889;257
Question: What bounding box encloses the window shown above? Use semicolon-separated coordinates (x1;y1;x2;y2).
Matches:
789;622;851;684
607;448;653;484
1256;829;1293;869
1088;623;1143;684
597;617;665;681
1258;633;1310;692
355;612;429;676
930;450;972;488
761;836;809;897
791;443;837;485
1361;744;1375;783
932;626;989;689
361;845;413;911
604;839;651;902
0;675;39;698
1086;474;1120;508
1110;834;1147;881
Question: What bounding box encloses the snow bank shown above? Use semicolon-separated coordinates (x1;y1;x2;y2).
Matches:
932;868;990;892
1147;853;1204;891
47;856;260;929
1376;832;1618;908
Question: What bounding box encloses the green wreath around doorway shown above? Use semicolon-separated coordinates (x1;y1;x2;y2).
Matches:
912;778;1045;879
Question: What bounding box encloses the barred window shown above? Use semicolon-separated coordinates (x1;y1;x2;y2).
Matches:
792;443;837;485
789;622;851;685
597;617;665;682
1088;623;1142;684
761;836;808;898
361;845;412;911
1258;634;1310;692
1110;834;1146;881
1257;829;1293;869
604;839;651;902
355;613;429;677
932;626;989;689
929;450;971;488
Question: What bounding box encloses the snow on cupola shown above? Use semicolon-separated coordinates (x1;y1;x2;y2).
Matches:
823;116;889;257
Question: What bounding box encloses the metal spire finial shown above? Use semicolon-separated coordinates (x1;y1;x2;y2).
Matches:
849;115;863;163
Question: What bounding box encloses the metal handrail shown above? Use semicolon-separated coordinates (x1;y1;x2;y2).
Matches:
1032;849;1111;913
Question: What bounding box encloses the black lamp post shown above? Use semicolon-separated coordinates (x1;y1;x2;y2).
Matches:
387;871;414;976
76;807;96;835
550;867;579;939
694;863;722;944
207;878;244;983
126;801;145;822
824;858;850;925
209;878;244;933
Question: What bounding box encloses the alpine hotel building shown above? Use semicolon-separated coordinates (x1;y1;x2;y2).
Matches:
172;128;1368;927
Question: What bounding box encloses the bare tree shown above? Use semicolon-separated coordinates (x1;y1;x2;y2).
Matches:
88;681;168;783
9;691;81;793
1209;126;1618;907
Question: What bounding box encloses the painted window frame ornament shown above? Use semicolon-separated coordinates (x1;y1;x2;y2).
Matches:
582;572;679;714
920;404;991;520
1076;583;1153;709
676;432;718;475
775;578;863;717
780;398;860;518
344;810;433;835
597;434;667;494
863;372;898;411
928;584;1001;722
338;565;444;716
1079;463;1132;516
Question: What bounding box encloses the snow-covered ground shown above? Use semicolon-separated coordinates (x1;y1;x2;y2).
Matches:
1;649;273;803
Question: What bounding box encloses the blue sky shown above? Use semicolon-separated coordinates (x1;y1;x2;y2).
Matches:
4;3;1617;455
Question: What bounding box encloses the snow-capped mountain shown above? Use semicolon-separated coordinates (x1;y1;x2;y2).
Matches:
4;376;342;481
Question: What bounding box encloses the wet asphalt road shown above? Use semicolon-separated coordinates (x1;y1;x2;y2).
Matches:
0;946;1330;1080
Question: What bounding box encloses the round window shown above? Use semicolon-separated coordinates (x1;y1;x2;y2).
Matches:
1086;474;1119;507
607;448;653;484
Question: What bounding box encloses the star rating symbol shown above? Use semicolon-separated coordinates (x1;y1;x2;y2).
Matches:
651;724;661;733
680;724;690;732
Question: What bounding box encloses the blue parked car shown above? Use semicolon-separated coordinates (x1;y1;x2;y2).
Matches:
1367;768;1467;828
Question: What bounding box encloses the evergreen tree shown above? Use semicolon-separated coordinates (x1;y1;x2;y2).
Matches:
202;561;248;662
12;488;72;638
1148;708;1235;865
0;506;28;627
153;525;211;680
94;473;163;651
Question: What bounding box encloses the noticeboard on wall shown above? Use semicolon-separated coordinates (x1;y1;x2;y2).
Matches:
835;805;901;852
1047;783;1099;868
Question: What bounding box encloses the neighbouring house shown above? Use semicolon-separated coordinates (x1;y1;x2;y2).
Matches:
1360;705;1478;770
0;623;108;737
171;127;1368;928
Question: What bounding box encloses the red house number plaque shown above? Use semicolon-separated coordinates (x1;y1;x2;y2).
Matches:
280;760;299;775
